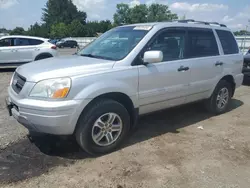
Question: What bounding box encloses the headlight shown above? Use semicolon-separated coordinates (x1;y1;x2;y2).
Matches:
29;78;71;99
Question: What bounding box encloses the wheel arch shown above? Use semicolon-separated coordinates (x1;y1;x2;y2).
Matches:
75;92;139;134
220;75;236;97
35;52;53;61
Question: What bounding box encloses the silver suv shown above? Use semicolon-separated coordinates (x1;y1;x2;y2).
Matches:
6;20;243;155
0;35;58;67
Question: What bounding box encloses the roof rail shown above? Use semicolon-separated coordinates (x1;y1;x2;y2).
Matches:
175;19;227;27
208;22;227;27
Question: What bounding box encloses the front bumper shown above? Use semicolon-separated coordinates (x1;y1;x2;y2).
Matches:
7;87;90;135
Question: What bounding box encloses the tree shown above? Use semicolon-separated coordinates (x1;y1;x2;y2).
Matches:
113;3;178;25
50;22;68;38
130;5;148;23
9;27;25;35
147;4;178;22
42;0;87;28
26;23;49;38
0;28;11;34
68;20;84;37
113;3;131;26
234;30;250;36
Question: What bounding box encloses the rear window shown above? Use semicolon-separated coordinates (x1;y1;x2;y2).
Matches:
216;30;239;55
187;29;219;58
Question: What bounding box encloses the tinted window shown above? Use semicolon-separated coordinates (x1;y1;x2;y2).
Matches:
28;39;44;45
147;29;186;61
14;38;30;46
187;29;219;58
216;30;239;54
0;38;13;47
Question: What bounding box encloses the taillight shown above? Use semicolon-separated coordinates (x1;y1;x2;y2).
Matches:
51;45;57;50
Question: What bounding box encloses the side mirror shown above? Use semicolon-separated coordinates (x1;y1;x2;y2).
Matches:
143;51;163;64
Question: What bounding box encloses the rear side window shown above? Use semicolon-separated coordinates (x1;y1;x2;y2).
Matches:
216;30;239;54
28;39;44;45
14;38;44;46
14;38;30;46
187;29;219;58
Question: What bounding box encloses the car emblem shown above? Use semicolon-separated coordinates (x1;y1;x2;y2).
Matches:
13;79;18;86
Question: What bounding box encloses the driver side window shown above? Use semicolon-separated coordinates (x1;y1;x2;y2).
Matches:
147;29;186;62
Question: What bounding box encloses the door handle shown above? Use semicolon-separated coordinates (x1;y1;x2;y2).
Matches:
34;48;40;51
178;66;189;72
215;61;224;66
11;49;17;52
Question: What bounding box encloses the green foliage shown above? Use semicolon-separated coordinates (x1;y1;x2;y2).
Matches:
113;3;131;26
9;27;25;35
5;1;179;38
83;20;113;36
50;22;69;38
42;0;86;28
147;4;178;22
130;5;148;23
0;28;11;33
113;3;178;25
68;20;85;37
26;23;50;38
234;30;250;36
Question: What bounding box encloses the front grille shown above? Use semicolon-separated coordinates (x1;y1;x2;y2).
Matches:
11;72;26;94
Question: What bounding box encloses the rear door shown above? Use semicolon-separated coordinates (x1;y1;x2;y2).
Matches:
185;28;222;102
215;29;242;76
13;38;35;62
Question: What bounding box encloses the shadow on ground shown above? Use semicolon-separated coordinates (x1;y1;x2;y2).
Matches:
0;99;244;184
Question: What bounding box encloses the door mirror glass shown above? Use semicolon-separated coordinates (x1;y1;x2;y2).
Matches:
143;50;163;64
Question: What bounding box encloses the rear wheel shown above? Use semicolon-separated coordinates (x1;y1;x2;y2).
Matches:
75;99;130;155
205;80;232;115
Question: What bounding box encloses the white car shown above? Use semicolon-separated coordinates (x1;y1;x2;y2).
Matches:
0;35;58;67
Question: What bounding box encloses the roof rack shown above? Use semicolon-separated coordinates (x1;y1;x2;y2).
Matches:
175;19;227;27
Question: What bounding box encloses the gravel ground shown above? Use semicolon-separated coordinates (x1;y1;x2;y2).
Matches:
0;54;250;187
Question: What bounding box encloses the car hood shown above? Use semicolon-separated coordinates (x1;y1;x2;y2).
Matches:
16;55;116;82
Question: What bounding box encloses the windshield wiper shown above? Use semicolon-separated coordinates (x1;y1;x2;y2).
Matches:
80;54;96;58
80;54;115;60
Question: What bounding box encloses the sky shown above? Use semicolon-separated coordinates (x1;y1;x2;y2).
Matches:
0;0;249;31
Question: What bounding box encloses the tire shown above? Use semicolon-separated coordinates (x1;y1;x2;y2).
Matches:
35;54;52;61
75;99;130;155
205;80;232;115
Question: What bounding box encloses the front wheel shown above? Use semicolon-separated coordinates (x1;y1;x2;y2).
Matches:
75;99;130;155
205;80;232;115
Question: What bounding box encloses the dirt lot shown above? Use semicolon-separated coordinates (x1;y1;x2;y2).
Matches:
0;66;250;187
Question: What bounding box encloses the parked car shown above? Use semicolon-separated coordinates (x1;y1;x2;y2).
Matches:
6;20;243;155
56;39;78;48
0;35;57;67
243;54;250;78
49;39;61;45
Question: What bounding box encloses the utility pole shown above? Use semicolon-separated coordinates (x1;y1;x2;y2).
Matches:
243;20;250;54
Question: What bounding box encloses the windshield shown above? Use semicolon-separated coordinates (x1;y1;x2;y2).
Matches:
78;26;151;61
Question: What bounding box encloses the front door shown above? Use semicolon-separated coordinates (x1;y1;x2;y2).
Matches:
0;38;14;64
138;28;192;114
